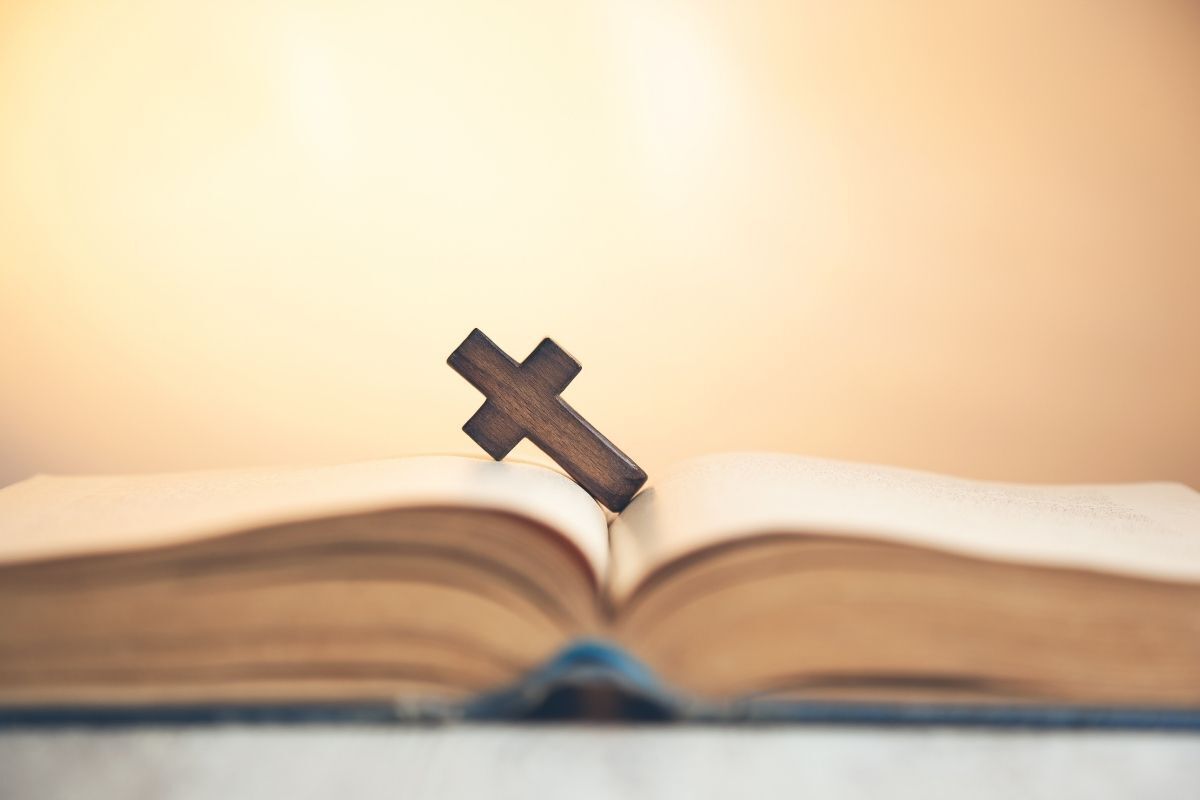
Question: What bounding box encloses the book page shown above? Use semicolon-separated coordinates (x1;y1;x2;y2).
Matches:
609;452;1200;601
0;456;610;579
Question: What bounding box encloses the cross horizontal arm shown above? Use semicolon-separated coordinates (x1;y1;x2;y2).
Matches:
521;338;581;395
463;400;524;460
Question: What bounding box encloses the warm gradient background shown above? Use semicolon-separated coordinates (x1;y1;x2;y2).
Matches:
1;0;1198;489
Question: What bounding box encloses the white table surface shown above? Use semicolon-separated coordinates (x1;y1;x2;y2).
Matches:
2;726;1198;800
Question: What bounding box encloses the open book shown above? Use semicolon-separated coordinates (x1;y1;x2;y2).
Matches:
2;453;1199;721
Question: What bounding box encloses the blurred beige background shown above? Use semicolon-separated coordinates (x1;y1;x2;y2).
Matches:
1;0;1198;489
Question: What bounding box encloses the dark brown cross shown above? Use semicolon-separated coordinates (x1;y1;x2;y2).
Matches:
448;329;647;511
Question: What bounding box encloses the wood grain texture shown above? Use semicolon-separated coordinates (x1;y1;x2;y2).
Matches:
448;329;647;511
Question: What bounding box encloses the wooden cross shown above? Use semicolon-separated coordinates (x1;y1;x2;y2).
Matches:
448;329;647;511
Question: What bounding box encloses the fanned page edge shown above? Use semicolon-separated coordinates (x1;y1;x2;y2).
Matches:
608;452;1200;602
0;456;611;581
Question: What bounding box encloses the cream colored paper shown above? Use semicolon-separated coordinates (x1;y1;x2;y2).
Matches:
0;456;609;577
610;453;1200;600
